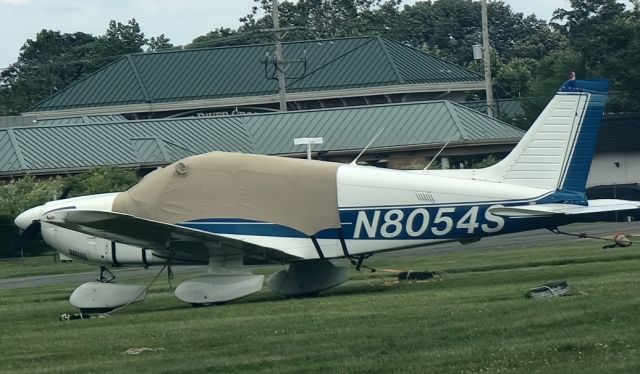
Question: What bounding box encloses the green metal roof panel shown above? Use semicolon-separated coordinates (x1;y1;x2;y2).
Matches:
447;102;524;140
132;45;278;102
7;117;251;172
130;138;167;163
164;141;201;161
462;99;526;118
30;36;483;112
33;59;147;111
247;101;519;155
380;38;483;83
36;114;129;126
2;101;522;175
15;126;138;168
286;38;399;91
0;132;21;171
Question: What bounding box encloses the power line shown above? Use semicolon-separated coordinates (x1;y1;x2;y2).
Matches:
1;20;536;71
0;30;267;72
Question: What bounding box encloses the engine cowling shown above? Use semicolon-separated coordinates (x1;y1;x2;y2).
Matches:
41;224;164;267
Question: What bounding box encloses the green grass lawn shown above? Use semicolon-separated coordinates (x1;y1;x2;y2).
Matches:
1;240;640;373
0;254;94;279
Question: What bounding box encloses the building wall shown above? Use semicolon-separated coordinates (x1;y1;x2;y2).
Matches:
587;151;640;187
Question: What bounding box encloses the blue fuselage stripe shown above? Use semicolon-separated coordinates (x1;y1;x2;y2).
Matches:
177;199;584;241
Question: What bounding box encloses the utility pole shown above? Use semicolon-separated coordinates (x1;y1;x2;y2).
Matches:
481;0;494;118
260;0;304;111
272;0;287;111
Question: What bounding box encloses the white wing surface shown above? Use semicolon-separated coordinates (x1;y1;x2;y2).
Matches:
43;210;299;264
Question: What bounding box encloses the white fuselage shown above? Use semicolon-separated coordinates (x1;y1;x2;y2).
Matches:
21;165;554;266
217;164;555;259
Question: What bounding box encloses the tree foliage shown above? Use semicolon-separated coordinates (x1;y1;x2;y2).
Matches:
0;30;97;115
0;167;138;218
186;27;264;49
0;167;139;258
91;19;147;59
0;19;147;115
226;0;559;65
1;1;638;117
552;0;640;112
66;166;140;197
147;34;176;52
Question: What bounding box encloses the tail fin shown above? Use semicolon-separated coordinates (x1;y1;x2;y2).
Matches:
480;79;610;193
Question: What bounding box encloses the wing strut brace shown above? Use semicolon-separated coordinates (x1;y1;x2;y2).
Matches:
309;235;325;259
337;228;375;271
350;254;374;272
98;266;116;283
310;228;376;271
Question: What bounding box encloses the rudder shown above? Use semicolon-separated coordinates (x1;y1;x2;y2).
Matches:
479;79;610;194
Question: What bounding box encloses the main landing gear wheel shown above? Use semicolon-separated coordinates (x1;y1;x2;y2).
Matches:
267;259;349;297
174;254;264;306
69;267;147;312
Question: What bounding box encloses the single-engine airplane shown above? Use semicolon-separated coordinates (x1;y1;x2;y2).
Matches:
14;78;640;311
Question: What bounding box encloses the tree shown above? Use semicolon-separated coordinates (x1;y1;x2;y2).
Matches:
88;19;147;63
494;58;535;98
185;0;558;69
392;0;558;64
0;30;97;115
0;19;147;115
275;0;398;39
189;0;401;47
147;34;175;52
510;15;567;60
0;167;140;258
186;27;265;49
513;49;583;128
0;175;64;217
552;0;640;112
66;166;139;196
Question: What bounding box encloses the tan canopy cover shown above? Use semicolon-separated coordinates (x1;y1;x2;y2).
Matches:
112;152;341;236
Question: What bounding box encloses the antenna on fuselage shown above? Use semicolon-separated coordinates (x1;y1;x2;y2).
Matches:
350;129;384;166
422;140;450;171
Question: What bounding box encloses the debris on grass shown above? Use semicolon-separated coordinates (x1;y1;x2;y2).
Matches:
526;281;569;299
59;313;107;321
381;270;447;285
124;347;166;355
603;232;633;249
397;270;447;281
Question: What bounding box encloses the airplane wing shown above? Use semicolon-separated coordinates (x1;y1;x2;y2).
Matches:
42;210;300;264
489;199;640;218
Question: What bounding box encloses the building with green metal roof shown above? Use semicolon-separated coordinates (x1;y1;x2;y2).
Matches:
0;100;523;178
26;36;484;120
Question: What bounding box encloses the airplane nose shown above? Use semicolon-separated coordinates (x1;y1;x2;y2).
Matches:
14;206;43;230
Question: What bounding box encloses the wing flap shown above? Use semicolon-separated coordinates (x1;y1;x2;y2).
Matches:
489;199;640;218
43;210;299;263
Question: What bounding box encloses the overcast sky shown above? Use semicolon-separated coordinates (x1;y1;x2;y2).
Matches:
0;0;629;69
